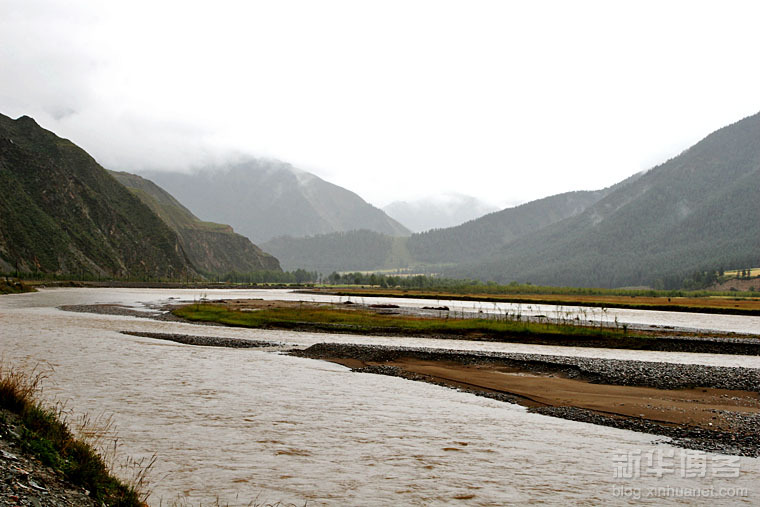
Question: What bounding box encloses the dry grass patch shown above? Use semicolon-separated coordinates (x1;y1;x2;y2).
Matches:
0;362;151;506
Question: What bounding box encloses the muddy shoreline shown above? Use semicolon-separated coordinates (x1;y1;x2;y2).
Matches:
291;343;760;457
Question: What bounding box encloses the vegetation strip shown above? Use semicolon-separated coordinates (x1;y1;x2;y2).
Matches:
303;288;760;316
0;364;147;505
291;343;760;457
0;278;35;295
171;301;760;355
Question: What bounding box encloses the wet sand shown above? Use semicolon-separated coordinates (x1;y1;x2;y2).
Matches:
328;356;760;430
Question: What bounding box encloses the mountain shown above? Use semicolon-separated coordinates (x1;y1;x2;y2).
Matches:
141;160;411;243
0;113;193;278
262;230;413;273
261;188;611;273
383;194;499;233
406;188;614;266
110;171;280;274
454;112;760;288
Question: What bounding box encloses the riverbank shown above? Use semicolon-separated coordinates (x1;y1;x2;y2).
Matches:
292;343;760;457
1;411;98;506
0;364;147;506
0;279;34;295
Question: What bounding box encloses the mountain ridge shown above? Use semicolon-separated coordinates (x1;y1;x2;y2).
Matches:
452;111;760;287
141;161;411;243
0;113;194;278
110;170;281;274
262;186;613;273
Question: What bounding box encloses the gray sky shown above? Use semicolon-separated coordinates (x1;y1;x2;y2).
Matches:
2;0;760;208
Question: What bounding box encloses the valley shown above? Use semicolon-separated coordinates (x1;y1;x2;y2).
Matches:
5;5;760;505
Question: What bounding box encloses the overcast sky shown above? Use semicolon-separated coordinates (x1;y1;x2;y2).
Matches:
2;1;760;208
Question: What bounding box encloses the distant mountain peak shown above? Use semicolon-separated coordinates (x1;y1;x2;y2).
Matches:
383;194;499;233
140;158;410;242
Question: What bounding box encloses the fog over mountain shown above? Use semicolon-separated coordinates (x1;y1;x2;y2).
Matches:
4;2;760;208
141;160;410;243
383;194;499;233
110;170;280;274
262;110;760;288
263;187;610;273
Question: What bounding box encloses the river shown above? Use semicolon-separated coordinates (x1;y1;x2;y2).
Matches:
1;288;758;505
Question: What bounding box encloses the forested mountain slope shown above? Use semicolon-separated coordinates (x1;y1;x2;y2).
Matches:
0;114;194;278
406;188;612;265
262;230;400;273
262;188;612;273
110;171;280;274
454;112;760;287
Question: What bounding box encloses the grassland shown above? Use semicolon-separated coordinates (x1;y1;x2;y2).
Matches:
171;301;681;353
171;300;760;353
173;302;633;338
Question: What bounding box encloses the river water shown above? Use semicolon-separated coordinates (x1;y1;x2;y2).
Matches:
1;288;758;505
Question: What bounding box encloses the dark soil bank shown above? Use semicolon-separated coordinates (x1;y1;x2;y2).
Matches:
120;331;281;348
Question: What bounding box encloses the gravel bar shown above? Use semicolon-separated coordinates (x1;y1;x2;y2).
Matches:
119;331;282;348
292;343;760;392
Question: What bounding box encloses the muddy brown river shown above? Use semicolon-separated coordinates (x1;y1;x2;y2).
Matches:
1;288;758;505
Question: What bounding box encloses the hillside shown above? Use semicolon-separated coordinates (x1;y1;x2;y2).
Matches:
406;188;613;265
454;112;760;288
261;188;610;273
0;113;194;278
141;161;410;243
383;194;499;233
110;171;280;274
262;230;414;273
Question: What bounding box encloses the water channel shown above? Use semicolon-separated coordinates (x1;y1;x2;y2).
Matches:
1;288;758;505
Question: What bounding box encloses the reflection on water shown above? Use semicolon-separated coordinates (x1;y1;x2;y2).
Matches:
1;288;758;505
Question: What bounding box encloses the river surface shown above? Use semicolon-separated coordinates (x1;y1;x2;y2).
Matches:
1;288;759;505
